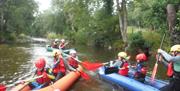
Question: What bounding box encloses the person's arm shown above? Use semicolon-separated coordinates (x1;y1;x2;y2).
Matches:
158;49;180;62
158;49;173;62
63;57;77;71
112;60;122;68
161;59;169;68
44;68;55;80
52;60;60;69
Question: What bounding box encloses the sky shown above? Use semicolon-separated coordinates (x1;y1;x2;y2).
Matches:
35;0;51;11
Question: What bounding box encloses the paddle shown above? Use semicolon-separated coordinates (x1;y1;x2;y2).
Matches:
80;61;109;71
0;75;43;91
62;52;109;70
59;42;69;49
151;33;166;82
77;70;90;80
61;53;91;80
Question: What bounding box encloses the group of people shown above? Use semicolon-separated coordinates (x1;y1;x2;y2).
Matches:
106;44;180;91
26;41;79;90
107;51;148;83
52;39;68;50
22;39;180;91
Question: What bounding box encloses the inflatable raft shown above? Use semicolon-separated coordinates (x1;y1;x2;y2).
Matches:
46;45;73;54
98;66;168;91
11;65;83;91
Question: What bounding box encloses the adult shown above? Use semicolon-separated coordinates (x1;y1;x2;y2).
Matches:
158;44;180;91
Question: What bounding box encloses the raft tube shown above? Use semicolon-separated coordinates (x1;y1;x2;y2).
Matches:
46;45;74;54
11;65;83;91
98;66;168;91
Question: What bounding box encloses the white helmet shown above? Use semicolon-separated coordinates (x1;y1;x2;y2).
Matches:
61;39;65;42
70;50;77;54
55;39;59;42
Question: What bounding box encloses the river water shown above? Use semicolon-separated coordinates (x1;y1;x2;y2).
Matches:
0;40;168;91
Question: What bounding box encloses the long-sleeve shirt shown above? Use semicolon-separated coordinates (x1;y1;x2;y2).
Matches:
159;49;180;72
111;60;123;68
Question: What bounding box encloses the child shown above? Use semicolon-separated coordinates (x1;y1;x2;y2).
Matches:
133;53;148;83
28;58;55;89
52;50;66;81
111;52;130;76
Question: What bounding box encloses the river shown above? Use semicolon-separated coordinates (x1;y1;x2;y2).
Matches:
0;39;168;91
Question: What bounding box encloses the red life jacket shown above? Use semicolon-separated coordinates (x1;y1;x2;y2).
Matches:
36;69;50;84
68;57;78;68
141;67;147;75
52;42;59;49
118;61;129;76
53;58;66;74
59;43;65;49
167;62;173;77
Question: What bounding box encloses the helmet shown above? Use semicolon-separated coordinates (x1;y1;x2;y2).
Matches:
61;39;65;42
35;58;46;69
170;44;180;52
136;53;147;62
53;50;61;57
70;50;77;54
118;52;130;60
55;39;59;42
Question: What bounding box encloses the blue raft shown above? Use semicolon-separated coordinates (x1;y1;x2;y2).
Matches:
98;67;168;91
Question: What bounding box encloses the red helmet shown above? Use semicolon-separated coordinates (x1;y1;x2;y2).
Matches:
136;53;147;62
35;58;46;69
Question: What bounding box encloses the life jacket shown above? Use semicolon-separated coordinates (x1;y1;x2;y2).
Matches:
36;69;50;84
118;61;129;76
136;62;147;75
52;41;59;49
59;43;65;49
53;57;66;74
167;62;173;77
68;57;78;68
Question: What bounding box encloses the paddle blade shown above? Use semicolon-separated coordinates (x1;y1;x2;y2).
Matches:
81;61;104;71
151;63;158;82
80;71;90;80
0;84;6;91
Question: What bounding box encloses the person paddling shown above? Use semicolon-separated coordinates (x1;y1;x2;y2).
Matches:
59;39;67;50
52;50;66;81
28;58;55;89
157;44;180;91
110;52;130;76
67;50;79;69
52;39;59;49
133;53;148;83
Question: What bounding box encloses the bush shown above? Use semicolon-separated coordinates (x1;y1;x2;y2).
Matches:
6;32;17;41
74;30;88;45
46;32;66;39
128;31;152;56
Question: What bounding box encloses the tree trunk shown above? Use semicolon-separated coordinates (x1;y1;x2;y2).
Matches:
116;0;128;43
167;4;180;44
167;4;176;32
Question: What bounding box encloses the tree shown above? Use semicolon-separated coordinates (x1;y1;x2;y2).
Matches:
0;0;37;42
166;4;180;44
116;0;128;43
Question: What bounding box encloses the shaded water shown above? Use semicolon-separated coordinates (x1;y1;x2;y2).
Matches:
0;42;168;91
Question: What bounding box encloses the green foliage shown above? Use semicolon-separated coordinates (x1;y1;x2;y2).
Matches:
0;0;37;42
46;32;65;39
175;10;180;31
128;31;152;54
74;30;89;45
